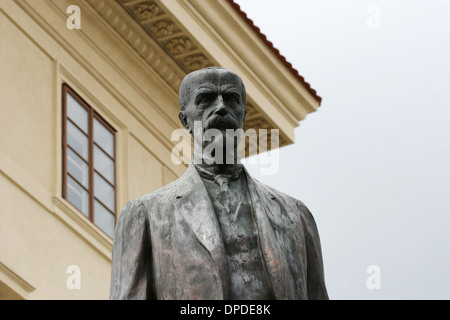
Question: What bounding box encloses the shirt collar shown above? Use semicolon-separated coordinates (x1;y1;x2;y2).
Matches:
194;163;243;182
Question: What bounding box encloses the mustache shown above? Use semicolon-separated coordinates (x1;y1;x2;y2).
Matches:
204;113;239;130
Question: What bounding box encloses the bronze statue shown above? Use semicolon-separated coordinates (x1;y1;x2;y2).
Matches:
110;67;328;300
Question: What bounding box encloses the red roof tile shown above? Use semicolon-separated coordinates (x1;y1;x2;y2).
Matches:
226;0;322;105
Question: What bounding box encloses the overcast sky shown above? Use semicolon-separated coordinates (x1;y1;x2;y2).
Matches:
236;0;450;299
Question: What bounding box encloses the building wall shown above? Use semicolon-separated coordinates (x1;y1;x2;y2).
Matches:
0;0;320;300
0;0;186;299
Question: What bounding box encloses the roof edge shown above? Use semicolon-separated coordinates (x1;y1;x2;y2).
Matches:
226;0;322;105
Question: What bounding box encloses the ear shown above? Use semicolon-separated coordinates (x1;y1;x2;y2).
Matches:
178;111;191;134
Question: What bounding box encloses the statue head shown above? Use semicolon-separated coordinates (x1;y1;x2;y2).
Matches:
178;67;247;164
178;66;247;135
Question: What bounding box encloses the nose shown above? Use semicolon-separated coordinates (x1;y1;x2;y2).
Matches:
213;95;227;116
215;105;227;116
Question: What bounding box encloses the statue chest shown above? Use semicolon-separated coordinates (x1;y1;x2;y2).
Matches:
203;176;274;300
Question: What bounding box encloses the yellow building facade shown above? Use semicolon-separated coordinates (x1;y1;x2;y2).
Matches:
0;0;320;299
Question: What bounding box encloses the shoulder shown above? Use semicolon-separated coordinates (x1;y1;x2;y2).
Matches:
250;176;304;208
117;175;183;222
136;178;181;205
250;176;317;226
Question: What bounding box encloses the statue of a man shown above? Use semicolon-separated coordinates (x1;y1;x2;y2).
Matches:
110;67;328;300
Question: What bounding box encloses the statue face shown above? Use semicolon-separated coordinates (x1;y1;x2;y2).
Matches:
179;68;247;137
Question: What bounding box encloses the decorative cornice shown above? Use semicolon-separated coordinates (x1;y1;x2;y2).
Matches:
85;0;186;91
117;0;214;73
87;0;291;152
0;261;35;299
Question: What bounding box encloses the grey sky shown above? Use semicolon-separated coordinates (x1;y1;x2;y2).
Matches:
236;0;450;299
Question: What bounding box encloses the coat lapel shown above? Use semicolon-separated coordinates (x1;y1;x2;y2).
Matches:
172;163;295;300
244;168;296;300
173;163;229;299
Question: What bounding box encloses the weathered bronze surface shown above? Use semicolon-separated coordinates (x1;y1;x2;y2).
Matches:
110;67;328;300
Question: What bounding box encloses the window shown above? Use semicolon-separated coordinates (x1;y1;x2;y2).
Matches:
62;84;116;238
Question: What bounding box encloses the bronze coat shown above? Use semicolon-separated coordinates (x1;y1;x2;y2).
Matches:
109;163;328;300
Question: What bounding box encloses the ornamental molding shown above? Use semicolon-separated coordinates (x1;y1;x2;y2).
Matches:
85;0;186;91
117;0;213;73
86;0;290;149
0;261;35;299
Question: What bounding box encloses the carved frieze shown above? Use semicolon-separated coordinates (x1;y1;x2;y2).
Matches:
165;37;193;55
150;20;176;37
117;0;212;74
87;0;290;151
133;2;161;21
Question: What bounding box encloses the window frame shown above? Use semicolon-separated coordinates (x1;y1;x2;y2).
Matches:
62;83;117;237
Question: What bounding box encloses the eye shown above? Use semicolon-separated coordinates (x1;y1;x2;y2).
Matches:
223;92;241;104
195;92;216;105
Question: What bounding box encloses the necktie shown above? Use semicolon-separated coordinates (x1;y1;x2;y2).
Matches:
194;164;243;215
214;174;231;213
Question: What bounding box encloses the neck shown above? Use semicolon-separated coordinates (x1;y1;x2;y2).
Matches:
193;146;242;175
194;160;243;182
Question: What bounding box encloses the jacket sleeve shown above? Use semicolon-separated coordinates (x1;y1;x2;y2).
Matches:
298;201;329;300
109;200;153;300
